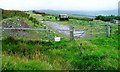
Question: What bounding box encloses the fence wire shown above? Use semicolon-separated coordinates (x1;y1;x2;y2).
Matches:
1;24;119;42
1;28;52;42
73;24;118;40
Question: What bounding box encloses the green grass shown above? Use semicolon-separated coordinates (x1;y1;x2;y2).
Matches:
2;53;53;70
2;34;118;70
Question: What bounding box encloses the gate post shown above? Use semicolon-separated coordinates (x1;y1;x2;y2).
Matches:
106;23;111;37
69;26;74;40
90;22;93;40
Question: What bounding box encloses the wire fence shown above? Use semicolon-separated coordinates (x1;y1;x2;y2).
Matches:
70;23;119;40
0;23;119;42
52;23;119;41
1;28;52;42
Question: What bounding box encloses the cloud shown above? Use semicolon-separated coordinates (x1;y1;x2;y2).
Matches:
0;0;119;11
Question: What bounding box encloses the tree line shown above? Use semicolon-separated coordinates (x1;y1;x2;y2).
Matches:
95;15;120;22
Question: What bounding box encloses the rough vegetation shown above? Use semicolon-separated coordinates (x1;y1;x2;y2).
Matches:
2;10;29;19
2;34;118;70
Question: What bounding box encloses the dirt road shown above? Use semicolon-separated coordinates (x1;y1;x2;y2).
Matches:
44;21;86;38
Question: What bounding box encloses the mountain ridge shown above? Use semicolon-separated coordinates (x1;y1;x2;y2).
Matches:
29;9;118;18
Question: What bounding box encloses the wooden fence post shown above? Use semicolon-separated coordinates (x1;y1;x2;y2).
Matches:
106;23;111;37
48;29;50;42
0;9;2;21
69;26;74;40
90;22;93;40
80;43;83;54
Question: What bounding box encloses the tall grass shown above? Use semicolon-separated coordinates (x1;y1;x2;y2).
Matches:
2;34;118;70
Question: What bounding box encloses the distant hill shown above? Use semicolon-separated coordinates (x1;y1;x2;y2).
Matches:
29;9;118;18
0;8;3;10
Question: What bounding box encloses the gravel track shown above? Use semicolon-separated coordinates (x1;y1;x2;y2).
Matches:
44;21;86;38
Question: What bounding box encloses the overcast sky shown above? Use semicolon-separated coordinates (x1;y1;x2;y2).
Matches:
0;0;119;11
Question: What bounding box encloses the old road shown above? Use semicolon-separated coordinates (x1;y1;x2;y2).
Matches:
44;21;86;38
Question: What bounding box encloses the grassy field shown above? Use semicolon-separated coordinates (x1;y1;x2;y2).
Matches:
2;34;118;70
1;11;119;70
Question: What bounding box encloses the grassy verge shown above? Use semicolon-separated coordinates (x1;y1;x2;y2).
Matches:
2;34;118;70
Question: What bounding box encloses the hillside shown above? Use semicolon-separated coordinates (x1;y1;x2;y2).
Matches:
1;10;119;70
